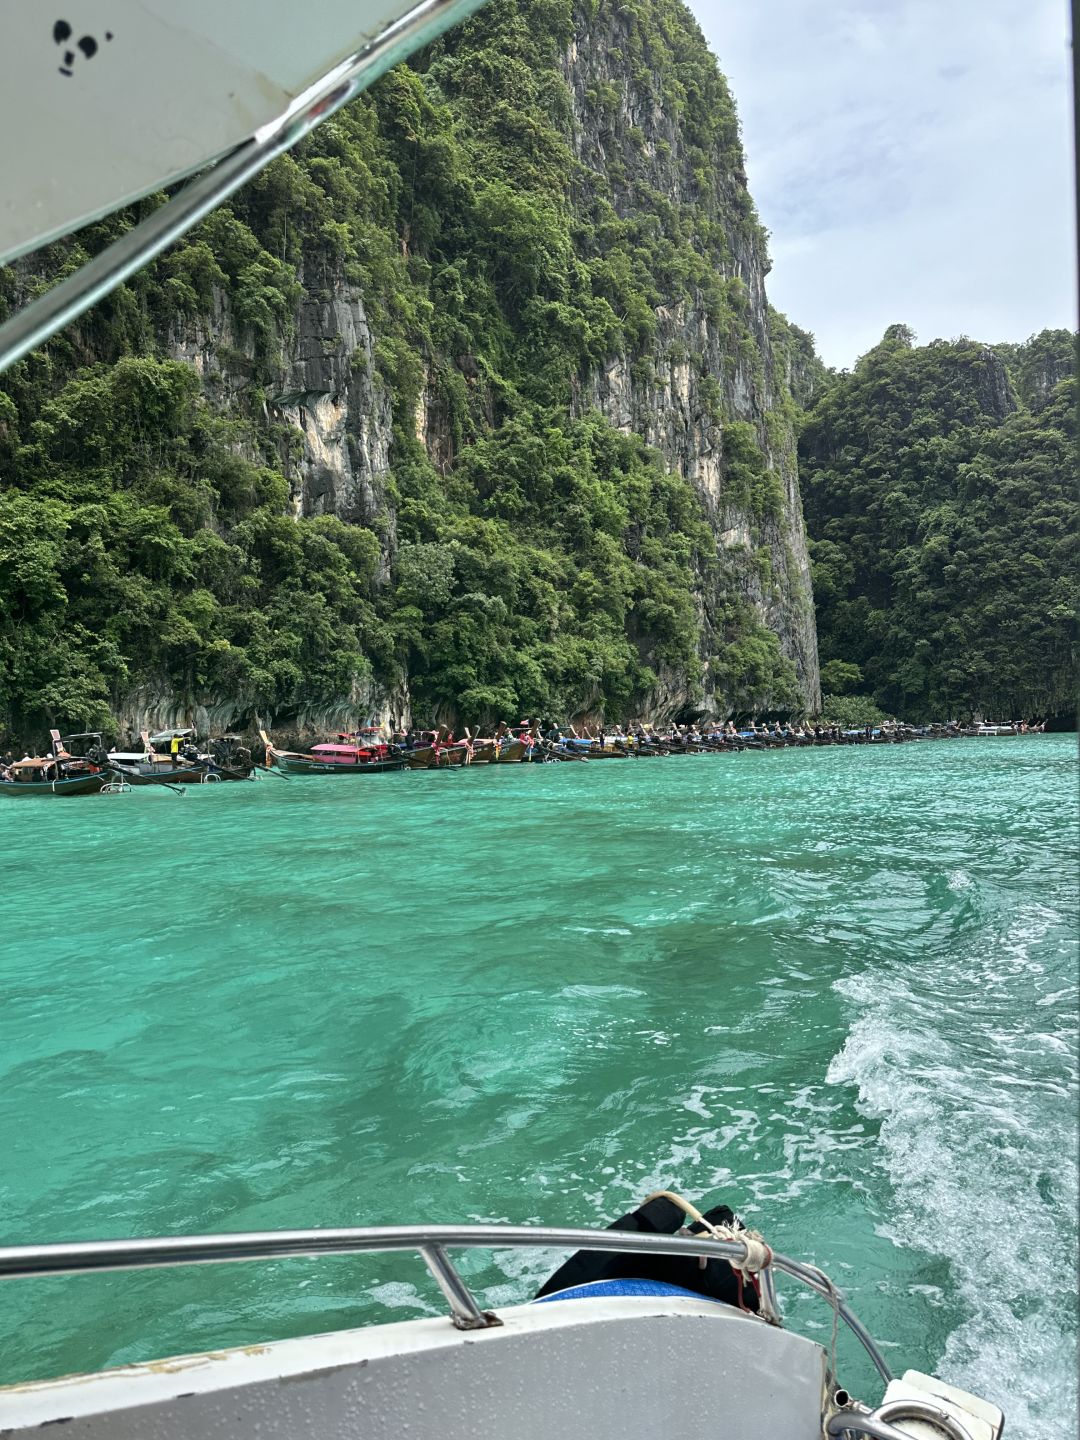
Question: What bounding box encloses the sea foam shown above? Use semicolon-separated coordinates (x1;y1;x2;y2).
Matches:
828;904;1078;1440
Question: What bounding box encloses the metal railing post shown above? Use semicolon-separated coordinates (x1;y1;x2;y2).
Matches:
419;1244;501;1331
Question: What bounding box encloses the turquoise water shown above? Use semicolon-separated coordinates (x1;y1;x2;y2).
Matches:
1;737;1076;1433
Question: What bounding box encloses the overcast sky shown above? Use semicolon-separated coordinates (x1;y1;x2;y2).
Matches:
687;0;1076;369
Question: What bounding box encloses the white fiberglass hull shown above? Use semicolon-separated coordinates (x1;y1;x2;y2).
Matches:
0;0;483;373
0;1296;828;1440
0;1220;1006;1440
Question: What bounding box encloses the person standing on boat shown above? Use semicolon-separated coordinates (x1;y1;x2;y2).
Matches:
169;733;182;766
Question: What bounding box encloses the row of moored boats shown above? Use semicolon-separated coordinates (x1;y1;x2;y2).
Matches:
0;718;1041;795
0;730;255;795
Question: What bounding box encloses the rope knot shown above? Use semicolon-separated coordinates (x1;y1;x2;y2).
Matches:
644;1190;774;1275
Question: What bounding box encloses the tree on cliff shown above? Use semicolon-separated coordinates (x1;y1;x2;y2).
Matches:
800;329;1077;722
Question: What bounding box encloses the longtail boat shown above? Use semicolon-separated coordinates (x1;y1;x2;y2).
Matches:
466;736;524;763
208;760;258;781
204;737;257;781
0;760;108;797
108;731;255;784
492;738;527;763
404;746;437;769
271;752;407;775
108;759;210;786
260;730;406;775
0;730;109;796
430;743;470;767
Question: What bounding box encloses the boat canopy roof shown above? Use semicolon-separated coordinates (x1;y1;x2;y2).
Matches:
0;0;484;377
0;0;476;267
148;729;195;743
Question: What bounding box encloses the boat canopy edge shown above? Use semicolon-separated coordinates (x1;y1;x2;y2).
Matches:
0;0;486;375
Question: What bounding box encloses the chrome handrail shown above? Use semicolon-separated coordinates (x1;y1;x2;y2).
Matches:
0;1223;893;1380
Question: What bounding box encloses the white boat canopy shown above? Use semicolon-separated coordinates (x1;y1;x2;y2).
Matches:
0;0;483;372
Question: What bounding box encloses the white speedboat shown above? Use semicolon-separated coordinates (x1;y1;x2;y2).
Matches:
0;1194;1004;1439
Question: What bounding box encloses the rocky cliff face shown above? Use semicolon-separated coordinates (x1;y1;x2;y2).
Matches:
167;278;395;549
205;0;822;725
561;9;819;712
2;0;824;744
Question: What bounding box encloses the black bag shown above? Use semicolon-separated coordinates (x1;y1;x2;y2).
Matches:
535;1195;759;1312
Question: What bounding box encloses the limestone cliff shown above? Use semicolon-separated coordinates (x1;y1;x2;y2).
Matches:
560;7;820;712
1;0;824;743
199;0;824;725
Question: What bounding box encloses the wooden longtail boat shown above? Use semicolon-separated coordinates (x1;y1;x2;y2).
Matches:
260;731;406;775
107;759;211;786
272;753;406;775
0;730;110;796
493;739;527;763
205;738;256;780
404;746;436;769
108;731;255;784
557;738;628;759
0;764;108;797
209;762;258;781
430;744;470;767
267;746;406;776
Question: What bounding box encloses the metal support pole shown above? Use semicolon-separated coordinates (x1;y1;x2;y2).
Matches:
419;1244;501;1331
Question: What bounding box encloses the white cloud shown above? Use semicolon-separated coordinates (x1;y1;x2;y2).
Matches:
686;0;1076;367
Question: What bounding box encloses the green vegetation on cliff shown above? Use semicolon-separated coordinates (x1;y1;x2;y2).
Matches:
0;0;806;741
801;327;1077;722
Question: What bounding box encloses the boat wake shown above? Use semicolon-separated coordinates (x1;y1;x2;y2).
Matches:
827;902;1078;1439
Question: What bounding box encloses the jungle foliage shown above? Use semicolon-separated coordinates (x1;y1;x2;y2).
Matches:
0;0;803;739
801;327;1077;722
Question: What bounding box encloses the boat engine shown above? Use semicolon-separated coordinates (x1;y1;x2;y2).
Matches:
829;1372;1004;1440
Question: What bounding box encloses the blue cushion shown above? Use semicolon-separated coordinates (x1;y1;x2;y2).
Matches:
535;1278;725;1305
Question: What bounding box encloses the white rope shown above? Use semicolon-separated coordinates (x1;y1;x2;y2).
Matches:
800;1259;842;1388
642;1190;773;1278
641;1189;782;1328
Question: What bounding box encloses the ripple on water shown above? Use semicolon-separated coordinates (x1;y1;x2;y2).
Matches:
0;736;1075;1436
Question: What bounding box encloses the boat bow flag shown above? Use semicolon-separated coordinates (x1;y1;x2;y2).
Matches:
0;0;484;370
